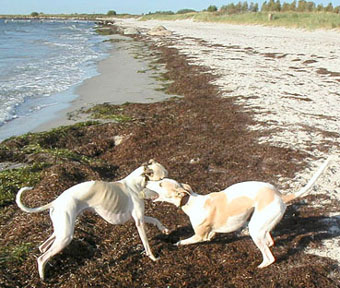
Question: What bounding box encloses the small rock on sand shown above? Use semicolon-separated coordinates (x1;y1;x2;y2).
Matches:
147;25;172;36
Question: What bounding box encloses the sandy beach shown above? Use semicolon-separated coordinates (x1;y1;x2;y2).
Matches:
1;19;340;286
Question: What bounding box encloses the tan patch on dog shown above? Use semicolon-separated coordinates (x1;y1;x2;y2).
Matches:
255;187;276;211
282;193;296;204
203;192;254;230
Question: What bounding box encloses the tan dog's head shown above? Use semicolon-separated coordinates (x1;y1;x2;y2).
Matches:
146;178;193;207
142;159;168;181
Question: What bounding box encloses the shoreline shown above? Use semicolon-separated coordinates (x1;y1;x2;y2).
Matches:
33;34;172;132
0;33;171;141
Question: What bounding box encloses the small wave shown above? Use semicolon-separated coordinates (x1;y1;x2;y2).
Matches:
0;20;110;131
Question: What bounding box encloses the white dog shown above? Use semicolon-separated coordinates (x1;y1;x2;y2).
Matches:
16;160;168;280
146;158;330;268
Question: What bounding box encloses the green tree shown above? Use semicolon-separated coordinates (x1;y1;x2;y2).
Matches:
324;2;333;12
281;2;291;11
316;4;324;11
249;2;259;12
262;1;268;12
177;9;196;14
290;0;297;11
31;12;39;17
107;10;116;16
207;5;218;12
242;1;249;12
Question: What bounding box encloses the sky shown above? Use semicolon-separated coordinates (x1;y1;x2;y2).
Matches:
0;0;339;15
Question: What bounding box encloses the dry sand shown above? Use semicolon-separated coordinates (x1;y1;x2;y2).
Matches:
114;18;340;264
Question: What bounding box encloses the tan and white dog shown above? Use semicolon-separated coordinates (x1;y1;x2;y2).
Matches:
146;158;330;268
16;160;168;280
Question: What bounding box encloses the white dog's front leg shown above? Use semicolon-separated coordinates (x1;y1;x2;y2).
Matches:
144;216;170;235
133;215;158;261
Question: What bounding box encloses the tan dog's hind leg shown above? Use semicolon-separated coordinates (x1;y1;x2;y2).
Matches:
249;201;285;268
265;232;274;247
249;230;275;268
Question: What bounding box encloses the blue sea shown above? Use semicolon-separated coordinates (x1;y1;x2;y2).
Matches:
0;19;110;141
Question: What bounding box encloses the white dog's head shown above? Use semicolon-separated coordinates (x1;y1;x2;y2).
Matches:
142;159;168;181
145;178;193;207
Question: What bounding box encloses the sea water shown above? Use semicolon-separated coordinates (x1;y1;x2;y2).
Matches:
0;19;110;141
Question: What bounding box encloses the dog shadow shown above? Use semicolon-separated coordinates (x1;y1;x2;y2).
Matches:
273;204;340;263
45;238;97;281
155;224;248;248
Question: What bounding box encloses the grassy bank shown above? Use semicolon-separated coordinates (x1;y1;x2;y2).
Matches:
140;11;340;30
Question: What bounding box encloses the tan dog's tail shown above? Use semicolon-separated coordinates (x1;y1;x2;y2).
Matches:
16;187;53;213
282;157;330;204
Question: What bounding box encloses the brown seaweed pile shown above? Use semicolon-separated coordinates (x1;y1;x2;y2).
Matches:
0;27;339;287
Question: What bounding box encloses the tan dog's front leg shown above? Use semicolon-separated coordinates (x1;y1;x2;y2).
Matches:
133;215;158;261
144;216;170;235
176;234;205;246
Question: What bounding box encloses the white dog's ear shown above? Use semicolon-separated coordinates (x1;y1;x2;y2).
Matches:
143;166;154;179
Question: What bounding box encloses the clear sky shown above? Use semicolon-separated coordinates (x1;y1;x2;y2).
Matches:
0;0;338;15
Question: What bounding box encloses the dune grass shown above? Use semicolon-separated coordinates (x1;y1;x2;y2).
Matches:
140;11;340;30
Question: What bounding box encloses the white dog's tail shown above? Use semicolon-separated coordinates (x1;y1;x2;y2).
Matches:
16;187;53;213
282;157;330;204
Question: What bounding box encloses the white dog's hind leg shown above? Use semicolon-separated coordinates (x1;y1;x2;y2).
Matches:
144;216;169;235
38;211;75;280
39;234;56;253
38;235;73;280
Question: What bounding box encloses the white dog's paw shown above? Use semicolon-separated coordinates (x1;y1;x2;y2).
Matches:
142;250;159;261
174;240;182;246
148;254;159;262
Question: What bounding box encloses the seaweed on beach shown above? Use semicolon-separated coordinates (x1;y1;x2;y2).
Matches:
0;25;339;287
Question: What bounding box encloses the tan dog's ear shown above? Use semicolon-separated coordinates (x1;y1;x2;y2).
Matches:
177;188;191;197
181;184;193;194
